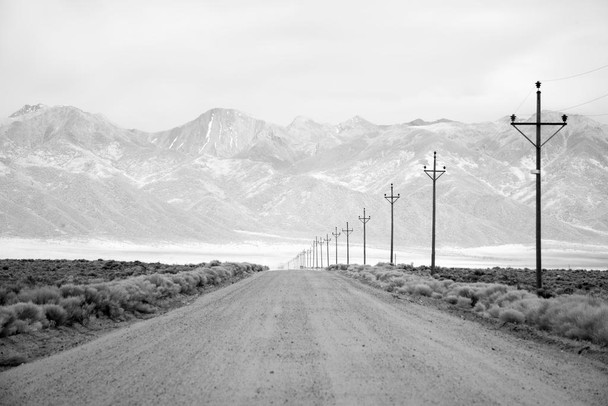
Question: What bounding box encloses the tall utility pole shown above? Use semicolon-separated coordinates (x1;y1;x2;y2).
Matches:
384;183;400;265
423;151;446;275
308;248;312;268
325;234;331;266
342;222;353;265
319;236;323;268
358;208;371;265
332;226;341;264
315;237;320;269
511;81;567;293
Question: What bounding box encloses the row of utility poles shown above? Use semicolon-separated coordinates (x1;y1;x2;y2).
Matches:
287;151;448;273
287;81;567;294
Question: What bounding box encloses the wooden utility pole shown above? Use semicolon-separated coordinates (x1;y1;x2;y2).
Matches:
342;222;353;265
325;234;331;267
358;208;371;265
384;183;400;265
423;151;446;274
511;81;567;292
319;236;323;268
332;226;341;264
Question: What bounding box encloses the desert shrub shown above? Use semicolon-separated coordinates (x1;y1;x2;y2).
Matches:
444;295;458;305
456;297;472;308
43;304;68;326
411;284;433;297
12;302;45;322
0;307;17;337
451;286;475;299
83;286;102;305
488;304;501;318
499;308;525;324
60;284;86;298
377;271;403;282
496;290;533;306
145;274;179;296
60;296;88;324
388;277;406;290
475;284;508;302
0;287;18;306
12;319;42;334
473;302;486;312
431;292;443;299
17;286;61;305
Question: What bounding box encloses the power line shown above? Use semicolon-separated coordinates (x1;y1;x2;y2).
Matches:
513;86;535;114
555;91;608;112
541;63;608;82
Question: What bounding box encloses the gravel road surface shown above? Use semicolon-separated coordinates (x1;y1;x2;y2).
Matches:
1;269;607;405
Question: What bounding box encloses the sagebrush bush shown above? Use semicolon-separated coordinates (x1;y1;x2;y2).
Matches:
60;284;85;298
499;308;525;324
60;296;88;324
445;295;458;305
0;307;17;337
411;284;433;297
17;286;61;305
12;302;44;322
44;304;68;326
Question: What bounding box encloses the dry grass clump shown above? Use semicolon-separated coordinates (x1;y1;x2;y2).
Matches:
332;263;608;346
0;261;267;337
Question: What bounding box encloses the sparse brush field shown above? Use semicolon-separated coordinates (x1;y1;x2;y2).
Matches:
0;259;267;369
329;263;608;347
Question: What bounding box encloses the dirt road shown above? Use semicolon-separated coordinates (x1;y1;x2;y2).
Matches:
1;270;607;405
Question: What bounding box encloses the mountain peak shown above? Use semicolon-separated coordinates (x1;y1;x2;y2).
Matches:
408;118;455;126
9;103;47;118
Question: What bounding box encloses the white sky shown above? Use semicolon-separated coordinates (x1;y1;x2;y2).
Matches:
1;0;607;131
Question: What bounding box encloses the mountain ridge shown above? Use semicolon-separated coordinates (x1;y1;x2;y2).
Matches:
1;104;607;249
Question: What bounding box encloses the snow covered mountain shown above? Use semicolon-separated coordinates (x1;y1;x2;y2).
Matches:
1;104;607;249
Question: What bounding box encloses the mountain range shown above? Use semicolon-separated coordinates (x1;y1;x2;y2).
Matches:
1;103;607;251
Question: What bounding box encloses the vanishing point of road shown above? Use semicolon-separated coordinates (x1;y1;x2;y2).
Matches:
1;269;607;405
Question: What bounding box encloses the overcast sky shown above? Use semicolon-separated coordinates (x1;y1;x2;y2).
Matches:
1;0;607;131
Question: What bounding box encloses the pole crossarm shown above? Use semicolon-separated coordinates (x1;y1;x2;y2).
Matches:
511;122;567;148
384;183;400;204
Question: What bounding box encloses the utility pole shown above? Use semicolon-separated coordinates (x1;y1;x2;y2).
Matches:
424;151;446;275
332;226;341;264
319;236;323;268
325;234;331;266
358;208;371;265
315;237;320;269
342;222;353;265
511;81;567;293
384;183;400;265
307;248;311;268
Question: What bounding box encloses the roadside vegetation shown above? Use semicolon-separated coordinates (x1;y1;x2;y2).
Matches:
0;259;268;338
329;263;608;346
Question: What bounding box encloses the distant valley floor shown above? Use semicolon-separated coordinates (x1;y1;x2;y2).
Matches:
1;238;607;270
